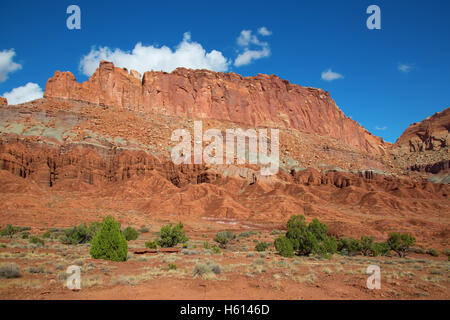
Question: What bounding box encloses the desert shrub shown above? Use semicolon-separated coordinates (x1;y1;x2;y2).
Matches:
314;235;338;258
29;236;44;246
387;233;416;257
0;243;5;248
168;263;177;270
21;232;30;239
61;222;101;245
203;241;211;249
89;216;128;262
372;242;390;256
270;230;282;236
411;247;426;254
274;236;294;258
145;241;158;249
255;241;269;252
239;230;257;238
27;266;45;274
338;238;362;256
206;260;222;275
0;225;17;238
211;245;221;254
427;248;439;257
138;227;149;233
213;231;235;248
193;261;221;278
157;222;188;248
42;231;51;239
193;263;211;277
277;215;337;257
122;227;139;241
0;263;21;278
443;249;450;260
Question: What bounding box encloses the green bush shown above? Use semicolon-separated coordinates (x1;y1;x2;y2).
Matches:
0;225;17;238
372;242;390;256
338;238;362;256
255;242;269;252
138;227;149;233
145;241;158;249
427;248;439;257
156;222;189;248
21;232;30;239
42;231;51;239
211;245;221;254
274;236;294;257
315;235;338;258
280;215;337;257
29;236;44;246
122;227;139;241
387;233;416;257
203;241;211;249
89;216;128;262
239;230;257;238
168;263;177;270
213;231;235;248
61;222;101;245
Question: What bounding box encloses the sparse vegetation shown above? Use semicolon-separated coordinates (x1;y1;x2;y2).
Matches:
90;216;128;262
0;225;30;238
29;236;44;246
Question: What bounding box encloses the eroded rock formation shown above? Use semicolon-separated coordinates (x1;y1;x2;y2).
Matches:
44;61;387;154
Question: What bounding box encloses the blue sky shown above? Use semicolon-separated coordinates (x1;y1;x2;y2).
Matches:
1;0;449;143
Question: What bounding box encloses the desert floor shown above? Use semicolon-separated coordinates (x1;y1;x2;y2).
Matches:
0;218;448;300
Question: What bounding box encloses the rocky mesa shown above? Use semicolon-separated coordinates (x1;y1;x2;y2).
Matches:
44;61;387;155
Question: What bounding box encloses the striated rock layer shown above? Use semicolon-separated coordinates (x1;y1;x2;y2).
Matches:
395;107;450;152
44;61;387;155
0;97;7;106
393;108;450;174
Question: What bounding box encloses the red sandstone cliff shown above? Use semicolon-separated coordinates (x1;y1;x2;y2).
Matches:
0;97;7;106
44;61;387;155
395;107;450;152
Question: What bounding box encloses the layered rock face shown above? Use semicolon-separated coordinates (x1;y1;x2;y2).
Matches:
393;108;450;174
0;97;7;106
44;61;386;155
395;107;450;152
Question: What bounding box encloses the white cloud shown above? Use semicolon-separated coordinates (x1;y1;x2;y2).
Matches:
0;49;22;83
79;32;231;76
398;63;414;73
258;27;272;36
321;69;344;81
375;125;387;131
234;28;271;67
2;82;43;105
234;47;271;67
